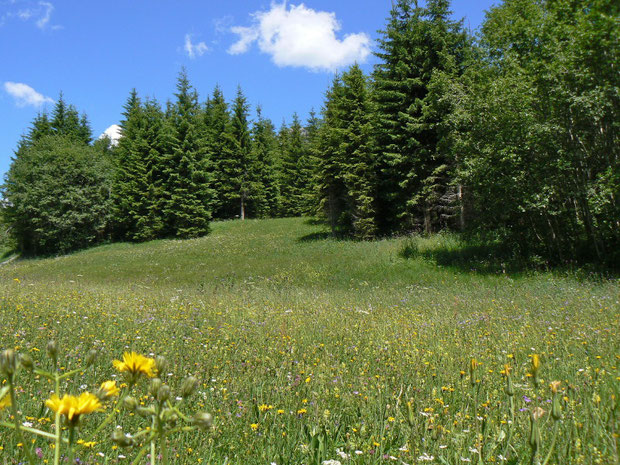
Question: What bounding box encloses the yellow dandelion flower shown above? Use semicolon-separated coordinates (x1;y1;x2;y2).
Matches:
113;352;156;378
297;408;307;415
99;380;120;398
46;393;102;423
250;423;259;431
0;391;11;410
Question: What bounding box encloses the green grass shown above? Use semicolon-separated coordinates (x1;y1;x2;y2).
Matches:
0;218;618;464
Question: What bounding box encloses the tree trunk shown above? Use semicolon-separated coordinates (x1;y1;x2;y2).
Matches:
240;193;245;220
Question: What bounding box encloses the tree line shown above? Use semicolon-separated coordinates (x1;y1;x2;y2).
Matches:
2;0;618;266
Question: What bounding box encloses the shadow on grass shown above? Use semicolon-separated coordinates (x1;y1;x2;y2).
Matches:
401;240;530;275
400;235;618;279
298;231;334;242
304;218;328;226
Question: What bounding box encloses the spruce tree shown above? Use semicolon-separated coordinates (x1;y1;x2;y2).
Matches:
316;66;377;238
162;69;212;238
278;114;308;216
112;89;143;240
50;93;93;144
228;86;259;219
204;85;236;219
373;0;468;234
251;107;280;217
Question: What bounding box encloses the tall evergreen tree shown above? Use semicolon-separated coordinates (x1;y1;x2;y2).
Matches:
162;69;212;238
278;114;310;216
373;0;468;234
251;106;280;217
316;66;377;238
204;85;236;219
112;90;168;241
228;86;258;220
50;93;93;144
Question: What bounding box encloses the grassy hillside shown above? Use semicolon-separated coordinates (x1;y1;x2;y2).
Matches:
0;218;618;464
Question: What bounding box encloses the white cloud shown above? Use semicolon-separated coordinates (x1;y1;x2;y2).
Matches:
228;2;371;72
3;81;54;107
35;1;52;29
184;34;208;59
99;124;122;146
1;1;60;30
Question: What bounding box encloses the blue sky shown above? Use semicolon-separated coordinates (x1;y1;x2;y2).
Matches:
0;0;496;179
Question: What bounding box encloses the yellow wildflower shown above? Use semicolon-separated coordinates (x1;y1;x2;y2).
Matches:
113;352;156;378
99;380;120;399
46;393;102;423
250;423;259;431
0;391;11;410
549;381;561;394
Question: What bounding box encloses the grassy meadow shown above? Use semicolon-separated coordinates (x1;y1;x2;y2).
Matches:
0;218;618;464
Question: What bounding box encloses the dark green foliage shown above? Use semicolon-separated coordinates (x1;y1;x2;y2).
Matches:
2;135;113;255
251;107;280;217
112;90;168;241
316;66;377;239
219;87;259;219
278;114;313;217
162;69;213;238
49;93;93;144
204;86;236;219
373;0;469;234
455;0;619;265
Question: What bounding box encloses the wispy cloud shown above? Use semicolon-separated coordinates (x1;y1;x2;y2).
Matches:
1;1;61;30
35;1;52;29
4;81;54;107
184;34;208;59
228;2;371;72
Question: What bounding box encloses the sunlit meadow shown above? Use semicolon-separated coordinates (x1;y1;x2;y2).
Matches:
0;218;618;464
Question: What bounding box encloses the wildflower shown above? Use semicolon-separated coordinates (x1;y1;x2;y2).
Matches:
113;352;156;378
258;404;273;412
77;439;97;448
98;380;120;399
0;390;11;410
549;380;561;394
297;408;307;415
531;407;545;420
46;393;102;424
250;423;259;431
531;354;541;385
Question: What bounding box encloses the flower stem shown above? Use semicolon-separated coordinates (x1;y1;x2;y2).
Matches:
67;425;76;465
53;374;61;465
0;420;61;440
151;416;157;465
541;421;560;465
8;376;36;465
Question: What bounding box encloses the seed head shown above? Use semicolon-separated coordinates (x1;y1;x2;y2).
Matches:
0;349;17;375
193;412;213;430
18;353;34;371
111;430;134;447
46;341;58;363
180;376;198;398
